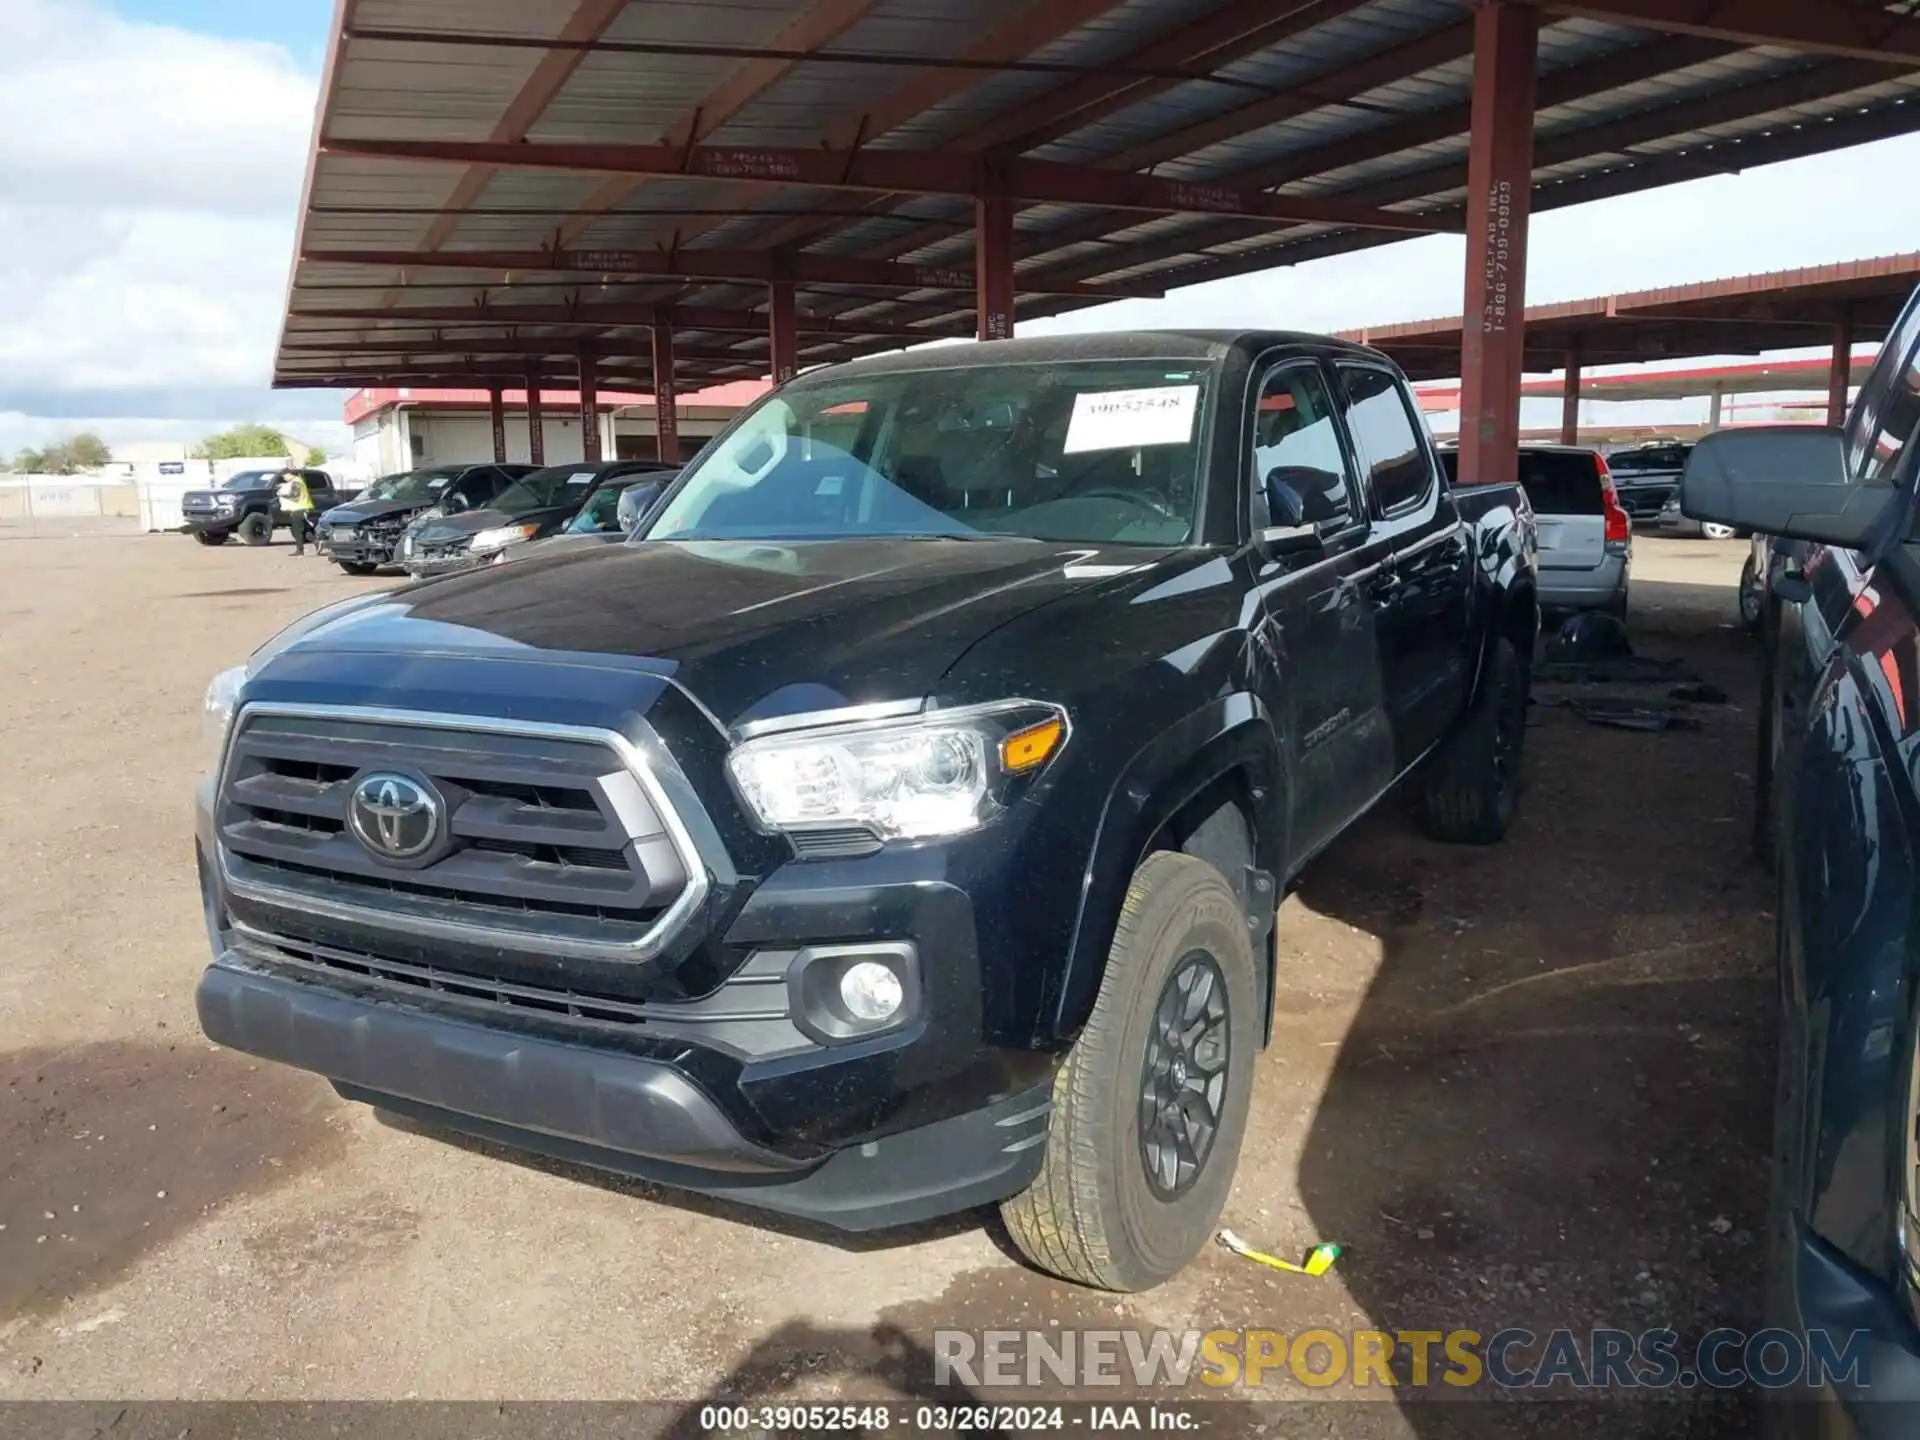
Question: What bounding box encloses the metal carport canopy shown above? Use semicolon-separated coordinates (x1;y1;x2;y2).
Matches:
277;0;1920;476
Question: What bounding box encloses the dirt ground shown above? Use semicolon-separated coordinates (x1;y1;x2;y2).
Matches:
0;531;1770;1433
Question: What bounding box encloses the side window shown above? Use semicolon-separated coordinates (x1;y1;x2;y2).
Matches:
1847;291;1920;486
1336;366;1434;514
1252;362;1356;530
303;471;331;493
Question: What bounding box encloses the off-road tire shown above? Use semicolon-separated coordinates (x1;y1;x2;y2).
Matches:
193;531;228;546
1001;852;1258;1291
338;561;378;576
1415;635;1527;845
237;512;272;547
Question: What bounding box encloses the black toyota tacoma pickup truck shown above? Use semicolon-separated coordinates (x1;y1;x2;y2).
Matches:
194;332;1538;1290
181;467;348;546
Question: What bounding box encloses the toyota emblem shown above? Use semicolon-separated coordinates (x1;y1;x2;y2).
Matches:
347;772;442;861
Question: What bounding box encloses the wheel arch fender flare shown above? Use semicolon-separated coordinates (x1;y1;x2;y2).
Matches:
1039;692;1285;1046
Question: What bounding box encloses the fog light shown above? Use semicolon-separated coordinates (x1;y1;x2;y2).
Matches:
839;961;904;1023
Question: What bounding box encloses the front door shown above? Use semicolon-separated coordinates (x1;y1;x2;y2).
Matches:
1333;363;1471;771
1244;356;1397;867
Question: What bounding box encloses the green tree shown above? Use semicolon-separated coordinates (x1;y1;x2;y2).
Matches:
64;433;111;469
304;445;327;466
192;424;291;461
13;449;44;473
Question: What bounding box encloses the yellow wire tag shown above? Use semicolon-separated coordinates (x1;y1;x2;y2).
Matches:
1217;1230;1343;1276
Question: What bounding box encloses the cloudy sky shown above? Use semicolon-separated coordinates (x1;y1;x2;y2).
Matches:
6;0;1920;462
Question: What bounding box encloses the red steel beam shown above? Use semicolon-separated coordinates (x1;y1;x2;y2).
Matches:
299;245;1165;299
320;138;1455;235
977;191;1015;341
1458;3;1539;489
280;337;773;363
579;347;601;461
1560;342;1581;446
288;302;961;338
1532;0;1920;65
654;318;681;464
769;279;799;384
526;366;546;466
1830;307;1856;426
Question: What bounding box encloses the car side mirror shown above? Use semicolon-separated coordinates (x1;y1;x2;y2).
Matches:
617;480;667;534
1682;426;1893;549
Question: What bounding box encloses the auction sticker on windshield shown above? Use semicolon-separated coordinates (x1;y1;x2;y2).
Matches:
1063;385;1198;454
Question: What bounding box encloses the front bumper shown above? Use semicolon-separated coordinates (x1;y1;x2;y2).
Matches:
1537;552;1629;610
320;531;401;566
196;953;1050;1230
401;545;486;578
181;511;242;534
1768;1219;1920;1435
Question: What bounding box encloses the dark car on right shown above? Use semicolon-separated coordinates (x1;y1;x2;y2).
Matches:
1682;278;1920;1432
316;463;533;575
399;460;677;578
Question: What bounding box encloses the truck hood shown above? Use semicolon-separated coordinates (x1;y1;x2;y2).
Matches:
323;497;436;526
256;536;1165;730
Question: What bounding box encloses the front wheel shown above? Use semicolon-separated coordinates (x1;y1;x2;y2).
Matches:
1702;521;1738;542
193;530;228;547
237;512;272;546
1415;635;1527;845
338;561;378;576
1001;852;1258;1291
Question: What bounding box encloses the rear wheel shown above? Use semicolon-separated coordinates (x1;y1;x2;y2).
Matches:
1702;521;1738;542
338;561;378;577
1001;852;1258;1291
237;512;272;547
1416;635;1527;845
193;530;227;547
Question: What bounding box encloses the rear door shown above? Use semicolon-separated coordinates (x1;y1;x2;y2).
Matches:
1516;450;1606;576
1244;356;1397;863
1334;363;1472;770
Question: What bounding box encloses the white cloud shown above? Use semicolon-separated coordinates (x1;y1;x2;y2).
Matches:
0;0;337;445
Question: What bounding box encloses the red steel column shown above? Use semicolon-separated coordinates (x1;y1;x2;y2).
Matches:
1457;2;1538;487
578;347;601;462
525;366;545;466
1829;306;1856;427
769;278;799;385
488;386;507;463
976;184;1015;342
1559;341;1581;446
652;315;680;464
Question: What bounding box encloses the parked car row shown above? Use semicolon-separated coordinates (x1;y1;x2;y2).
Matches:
182;459;678;579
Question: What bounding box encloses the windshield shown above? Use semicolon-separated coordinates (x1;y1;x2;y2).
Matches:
642;360;1213;545
360;468;457;503
491;465;602;516
221;470;278;491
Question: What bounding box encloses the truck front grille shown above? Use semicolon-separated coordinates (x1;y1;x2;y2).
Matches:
215;707;707;962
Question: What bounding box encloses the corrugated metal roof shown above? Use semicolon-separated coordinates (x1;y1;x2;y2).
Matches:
277;0;1920;391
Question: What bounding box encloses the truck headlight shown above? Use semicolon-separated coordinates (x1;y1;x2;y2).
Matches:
726;700;1068;842
470;522;538;555
202;665;248;771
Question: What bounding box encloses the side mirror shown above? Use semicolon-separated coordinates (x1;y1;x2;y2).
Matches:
617;480;667;534
1682;426;1893;549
